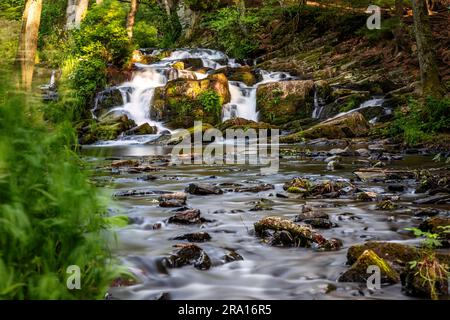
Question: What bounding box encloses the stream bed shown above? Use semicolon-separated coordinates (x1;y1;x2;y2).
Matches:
81;142;449;300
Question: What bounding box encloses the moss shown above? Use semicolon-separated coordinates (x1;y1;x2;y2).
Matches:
172;61;185;70
347;242;421;266
339;249;400;283
104;215;130;228
287;186;307;194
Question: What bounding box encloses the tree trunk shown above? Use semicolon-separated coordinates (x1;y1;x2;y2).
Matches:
66;0;89;30
411;0;445;98
16;0;43;91
127;0;139;39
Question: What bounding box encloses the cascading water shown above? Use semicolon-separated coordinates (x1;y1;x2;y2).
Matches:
89;48;299;146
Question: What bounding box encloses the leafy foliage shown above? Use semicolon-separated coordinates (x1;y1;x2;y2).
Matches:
0;73;118;299
204;7;260;59
389;97;450;145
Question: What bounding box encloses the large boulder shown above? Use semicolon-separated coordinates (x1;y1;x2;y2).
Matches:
256;80;315;125
281;112;370;143
79;114;136;144
215;66;257;86
164;73;231;128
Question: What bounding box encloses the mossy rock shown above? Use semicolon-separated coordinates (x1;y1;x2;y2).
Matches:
347;242;420;267
338;249;400;284
172;61;185;70
80;115;136;144
164;74;230;128
215;66;257;86
280;112;370;143
256;80;315;125
219;117;275;133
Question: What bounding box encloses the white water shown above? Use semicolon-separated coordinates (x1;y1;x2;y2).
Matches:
329;97;386;121
90;48;298;146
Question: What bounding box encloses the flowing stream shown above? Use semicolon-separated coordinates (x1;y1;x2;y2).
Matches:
80;49;448;300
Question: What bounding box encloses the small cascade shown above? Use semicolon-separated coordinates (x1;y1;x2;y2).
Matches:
311;87;325;119
329;97;387;122
223;82;258;121
90;48;299;146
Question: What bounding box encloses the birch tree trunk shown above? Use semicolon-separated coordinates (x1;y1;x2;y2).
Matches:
411;0;445;98
16;0;43;91
127;0;139;39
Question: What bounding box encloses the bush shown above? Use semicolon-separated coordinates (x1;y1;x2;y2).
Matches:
205;7;260;59
49;0;131;124
0;73;118;299
133;21;159;48
389;97;450;145
199;89;222;121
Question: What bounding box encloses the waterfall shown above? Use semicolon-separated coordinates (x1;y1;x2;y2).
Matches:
312;87;325;119
90;48;298;145
223;82;258;122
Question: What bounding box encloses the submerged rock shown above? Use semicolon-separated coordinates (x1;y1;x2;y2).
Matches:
234;184;274;193
222;250;244;263
166;244;212;270
338;249;400;284
158;192;187;207
167;209;210;224
185;183;224;195
172;232;212;242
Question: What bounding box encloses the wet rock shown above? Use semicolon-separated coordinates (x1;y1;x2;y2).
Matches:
234;184;274;193
413;194;450;205
355;148;370;157
113;189;159;197
327;160;343;171
185;183;224;195
172;232;212;242
138;174;158;181
346;242;429;267
388;184;405;192
337;212;362;221
276;193;289;198
127;166;163;173
93;87;124;118
249;199;274;211
218;117;274;132
167;209;209;224
283;177;347;197
159;192;187;207
222;250;244;263
256;80;315;125
254;216;340;250
356;191;378;201
111;159;140;168
376;200;398;210
80;114;136;144
303;218;336;229
413;208;442;217
215;65;257;86
281;112;370;142
294;205;329;221
126;123;158;135
354;168;416;181
338;249;400;284
166;244;212;270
